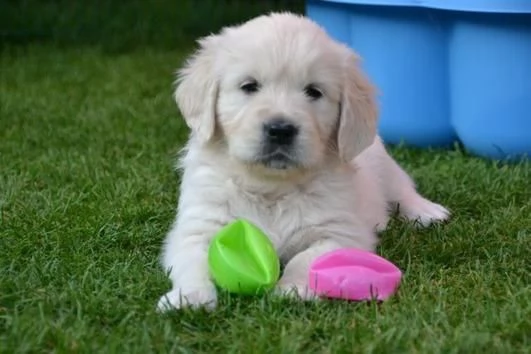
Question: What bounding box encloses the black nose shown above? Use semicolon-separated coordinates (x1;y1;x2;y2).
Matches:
263;119;298;145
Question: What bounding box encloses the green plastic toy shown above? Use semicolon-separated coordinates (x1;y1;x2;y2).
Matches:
208;219;280;295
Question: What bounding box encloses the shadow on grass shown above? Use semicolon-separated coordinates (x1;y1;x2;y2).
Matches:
1;0;305;52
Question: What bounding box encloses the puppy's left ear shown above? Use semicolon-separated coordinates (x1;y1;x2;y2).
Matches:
174;35;219;144
337;49;378;162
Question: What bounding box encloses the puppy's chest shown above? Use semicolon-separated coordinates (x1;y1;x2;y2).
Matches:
230;196;304;247
225;182;346;254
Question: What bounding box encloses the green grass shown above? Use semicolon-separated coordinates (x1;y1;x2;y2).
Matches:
1;1;530;353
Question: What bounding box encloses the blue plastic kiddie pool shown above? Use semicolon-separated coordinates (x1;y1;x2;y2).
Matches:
307;0;531;160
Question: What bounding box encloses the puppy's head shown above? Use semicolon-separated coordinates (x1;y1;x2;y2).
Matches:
175;13;377;174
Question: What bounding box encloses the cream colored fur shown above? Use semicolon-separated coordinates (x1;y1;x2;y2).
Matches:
157;12;449;311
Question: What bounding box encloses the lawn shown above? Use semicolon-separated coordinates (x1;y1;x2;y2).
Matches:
1;1;530;353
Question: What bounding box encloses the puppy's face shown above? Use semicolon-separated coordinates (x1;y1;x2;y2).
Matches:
176;13;377;174
215;26;343;171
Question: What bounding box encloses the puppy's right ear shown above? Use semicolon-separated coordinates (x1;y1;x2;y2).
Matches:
174;36;219;144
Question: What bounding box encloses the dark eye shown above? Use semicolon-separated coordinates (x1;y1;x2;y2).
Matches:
240;80;260;94
304;84;323;100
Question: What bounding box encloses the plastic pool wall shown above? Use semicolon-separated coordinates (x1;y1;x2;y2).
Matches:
307;0;531;160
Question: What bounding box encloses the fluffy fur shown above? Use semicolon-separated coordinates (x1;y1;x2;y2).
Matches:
157;12;449;311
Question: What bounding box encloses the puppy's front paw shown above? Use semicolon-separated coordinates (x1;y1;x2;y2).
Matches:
157;284;217;312
275;281;319;301
400;196;450;227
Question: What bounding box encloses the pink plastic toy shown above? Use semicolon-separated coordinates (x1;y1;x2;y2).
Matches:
309;248;402;301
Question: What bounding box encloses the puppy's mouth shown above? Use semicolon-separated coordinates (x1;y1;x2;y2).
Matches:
255;149;299;170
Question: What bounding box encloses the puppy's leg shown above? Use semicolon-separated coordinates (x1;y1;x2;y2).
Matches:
157;224;219;312
362;138;449;226
376;144;450;227
275;239;342;300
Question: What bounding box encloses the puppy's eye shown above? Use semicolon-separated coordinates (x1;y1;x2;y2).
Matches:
304;84;323;100
240;80;260;94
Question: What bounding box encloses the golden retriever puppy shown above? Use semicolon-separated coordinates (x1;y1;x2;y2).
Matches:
157;12;449;311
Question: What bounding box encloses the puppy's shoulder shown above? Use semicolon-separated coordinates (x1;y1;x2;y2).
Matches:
349;136;389;172
177;142;233;199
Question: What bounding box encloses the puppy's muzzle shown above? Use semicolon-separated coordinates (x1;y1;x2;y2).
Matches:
256;118;300;169
263;118;298;146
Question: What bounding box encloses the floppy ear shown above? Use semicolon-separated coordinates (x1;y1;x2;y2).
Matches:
337;50;378;162
174;36;219;144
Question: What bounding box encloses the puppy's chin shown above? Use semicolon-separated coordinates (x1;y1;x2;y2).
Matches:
225;138;326;178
